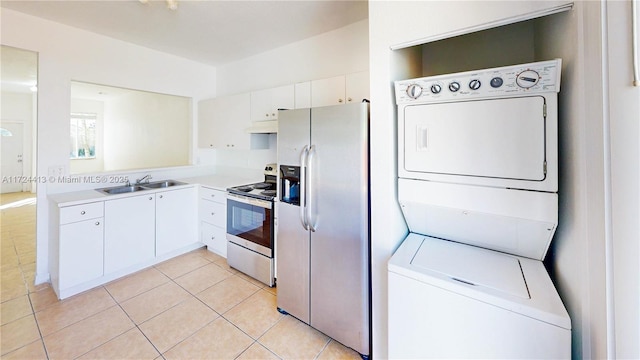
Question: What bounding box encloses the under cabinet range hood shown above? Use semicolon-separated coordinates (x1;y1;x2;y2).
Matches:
245;120;277;133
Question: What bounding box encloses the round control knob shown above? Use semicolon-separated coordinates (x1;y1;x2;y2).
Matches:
490;77;504;88
469;79;481;90
430;84;442;94
516;69;540;88
448;81;461;92
405;84;423;99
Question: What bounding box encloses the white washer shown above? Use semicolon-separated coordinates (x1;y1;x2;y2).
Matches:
389;60;571;359
388;234;571;359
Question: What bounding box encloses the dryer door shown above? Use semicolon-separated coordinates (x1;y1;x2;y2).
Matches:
402;96;546;183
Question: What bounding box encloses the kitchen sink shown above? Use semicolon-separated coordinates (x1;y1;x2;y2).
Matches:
141;180;186;189
97;185;146;195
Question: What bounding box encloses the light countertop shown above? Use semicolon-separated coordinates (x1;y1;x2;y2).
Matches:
49;173;262;207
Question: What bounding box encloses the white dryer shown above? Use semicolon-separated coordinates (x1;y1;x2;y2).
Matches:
389;59;571;359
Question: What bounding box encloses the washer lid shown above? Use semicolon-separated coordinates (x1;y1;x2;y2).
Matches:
411;238;530;299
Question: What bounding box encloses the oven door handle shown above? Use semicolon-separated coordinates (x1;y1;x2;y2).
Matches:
307;145;316;232
300;145;309;230
227;193;272;209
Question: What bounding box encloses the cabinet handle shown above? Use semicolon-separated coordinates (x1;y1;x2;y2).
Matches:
338;98;344;103
266;113;270;117
347;97;352;102
211;194;216;198
272;113;276;116
211;212;215;216
211;236;215;240
80;211;86;215
149;197;153;200
159;195;163;199
95;221;100;226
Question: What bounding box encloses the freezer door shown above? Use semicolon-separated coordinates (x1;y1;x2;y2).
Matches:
277;108;311;166
308;103;370;356
275;201;310;323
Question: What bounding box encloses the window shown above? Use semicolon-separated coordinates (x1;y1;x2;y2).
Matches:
70;113;96;159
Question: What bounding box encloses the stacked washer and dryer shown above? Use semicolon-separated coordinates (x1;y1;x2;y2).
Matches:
388;59;571;359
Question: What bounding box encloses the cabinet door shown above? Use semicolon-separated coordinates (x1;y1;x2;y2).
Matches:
346;71;370;104
311;75;346;107
201;221;227;257
295;82;312;109
198;93;251;149
104;194;156;274
251;85;295;121
59;219;104;289
270;84;295;117
250;88;273;122
156;187;198;256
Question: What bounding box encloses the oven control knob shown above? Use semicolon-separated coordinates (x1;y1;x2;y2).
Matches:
469;79;481;90
516;69;540;88
448;81;461;92
405;84;423;99
430;84;442;94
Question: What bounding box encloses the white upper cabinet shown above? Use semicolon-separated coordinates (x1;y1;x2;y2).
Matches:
251;84;295;121
311;71;370;108
311;75;346;107
295;82;312;109
345;71;370;104
198;93;252;149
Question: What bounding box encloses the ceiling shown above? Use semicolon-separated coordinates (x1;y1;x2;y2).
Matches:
1;0;369;67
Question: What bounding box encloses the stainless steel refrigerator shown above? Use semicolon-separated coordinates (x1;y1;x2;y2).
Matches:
276;102;370;357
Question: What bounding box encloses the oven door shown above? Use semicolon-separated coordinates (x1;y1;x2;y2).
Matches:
226;193;273;257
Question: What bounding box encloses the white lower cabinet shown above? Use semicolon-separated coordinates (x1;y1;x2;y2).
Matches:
104;194;156;274
51;184;203;299
156;187;198;256
57;204;104;291
199;186;227;257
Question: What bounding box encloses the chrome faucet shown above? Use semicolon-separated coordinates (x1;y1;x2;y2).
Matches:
135;174;152;184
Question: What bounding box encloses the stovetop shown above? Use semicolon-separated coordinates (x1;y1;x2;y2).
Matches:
227;181;277;201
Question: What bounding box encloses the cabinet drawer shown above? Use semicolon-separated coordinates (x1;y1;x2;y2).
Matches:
200;187;226;204
60;202;104;224
201;222;227;257
200;200;226;227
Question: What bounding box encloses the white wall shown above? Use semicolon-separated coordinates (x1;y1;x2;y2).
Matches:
104;91;190;171
215;19;369;96
605;1;640;358
1;8;217;285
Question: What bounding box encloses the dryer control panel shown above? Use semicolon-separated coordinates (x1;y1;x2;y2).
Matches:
395;59;561;104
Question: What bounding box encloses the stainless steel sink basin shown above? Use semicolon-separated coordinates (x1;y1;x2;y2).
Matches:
97;185;146;195
141;180;186;189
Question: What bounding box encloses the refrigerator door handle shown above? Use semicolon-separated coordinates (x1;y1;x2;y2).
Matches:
307;145;317;232
300;145;309;230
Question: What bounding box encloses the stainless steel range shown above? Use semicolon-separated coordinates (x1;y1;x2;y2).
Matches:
226;164;277;286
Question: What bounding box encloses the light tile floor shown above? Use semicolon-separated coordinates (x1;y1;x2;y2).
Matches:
1;192;362;359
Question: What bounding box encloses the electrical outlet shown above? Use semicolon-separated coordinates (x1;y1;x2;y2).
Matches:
48;165;67;178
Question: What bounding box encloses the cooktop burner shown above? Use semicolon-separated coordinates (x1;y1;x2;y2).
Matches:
253;183;271;190
228;181;277;201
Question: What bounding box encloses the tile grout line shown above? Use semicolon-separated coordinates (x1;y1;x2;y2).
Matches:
102;284;165;359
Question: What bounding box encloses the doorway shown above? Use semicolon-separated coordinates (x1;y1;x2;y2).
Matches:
0;45;39;299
